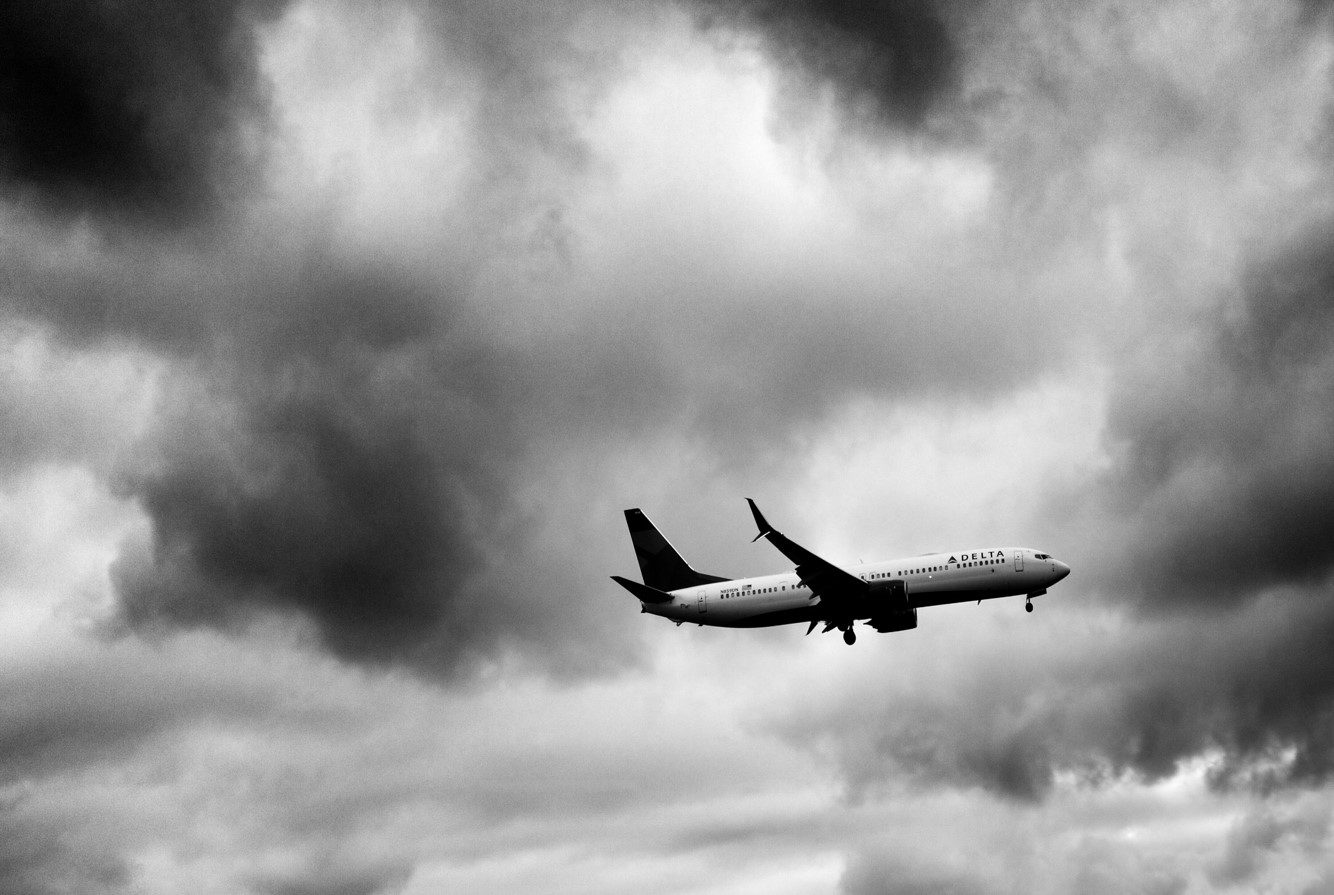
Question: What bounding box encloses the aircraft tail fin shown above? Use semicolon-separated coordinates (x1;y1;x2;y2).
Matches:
610;575;674;604
623;508;730;591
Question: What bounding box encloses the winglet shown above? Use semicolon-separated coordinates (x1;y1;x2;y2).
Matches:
746;498;773;543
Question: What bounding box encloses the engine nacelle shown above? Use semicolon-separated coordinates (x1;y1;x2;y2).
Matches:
866;579;918;633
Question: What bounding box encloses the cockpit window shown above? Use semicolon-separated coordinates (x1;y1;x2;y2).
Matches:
1034;553;1050;560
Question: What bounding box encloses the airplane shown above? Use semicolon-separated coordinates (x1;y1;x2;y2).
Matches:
611;499;1070;645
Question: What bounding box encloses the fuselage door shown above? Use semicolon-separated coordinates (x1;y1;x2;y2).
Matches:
698;591;707;614
1014;550;1024;573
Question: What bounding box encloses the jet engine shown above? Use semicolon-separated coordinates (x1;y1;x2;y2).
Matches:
866;579;918;633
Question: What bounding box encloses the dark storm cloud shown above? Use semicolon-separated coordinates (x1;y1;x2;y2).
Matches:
0;1;288;223
107;251;544;675
1111;595;1334;791
86;235;646;678
692;0;961;126
1102;226;1334;608
815;218;1334;800
0;0;647;678
773;585;1334;802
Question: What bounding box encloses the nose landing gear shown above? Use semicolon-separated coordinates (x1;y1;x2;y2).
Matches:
842;627;857;645
1025;589;1045;613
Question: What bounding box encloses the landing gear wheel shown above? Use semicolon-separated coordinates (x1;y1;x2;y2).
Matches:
843;628;856;645
1025;600;1033;613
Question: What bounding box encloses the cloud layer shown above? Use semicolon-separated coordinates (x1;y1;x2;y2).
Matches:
4;0;1334;892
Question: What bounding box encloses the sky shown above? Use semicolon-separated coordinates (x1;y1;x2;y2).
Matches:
2;0;1334;892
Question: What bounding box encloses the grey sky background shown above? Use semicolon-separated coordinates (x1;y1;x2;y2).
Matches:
3;1;1334;892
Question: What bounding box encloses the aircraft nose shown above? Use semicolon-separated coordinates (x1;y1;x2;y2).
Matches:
1053;560;1071;582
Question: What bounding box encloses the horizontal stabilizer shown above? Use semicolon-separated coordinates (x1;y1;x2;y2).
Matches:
610;575;675;604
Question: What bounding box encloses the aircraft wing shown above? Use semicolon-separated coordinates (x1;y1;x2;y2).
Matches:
746;498;868;619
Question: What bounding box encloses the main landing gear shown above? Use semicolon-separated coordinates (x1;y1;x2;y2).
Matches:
843;627;857;645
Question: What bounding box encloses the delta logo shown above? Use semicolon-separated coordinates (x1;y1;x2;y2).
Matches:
946;550;1006;564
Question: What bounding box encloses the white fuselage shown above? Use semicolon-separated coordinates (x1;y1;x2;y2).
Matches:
644;547;1069;628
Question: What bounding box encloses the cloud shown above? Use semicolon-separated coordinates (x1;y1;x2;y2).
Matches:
1062;837;1190;895
0;623;840;894
0;640;278;784
1207;802;1331;888
249;860;412;895
0;1;289;224
841;852;986;895
103;245;548;676
6;7;1334;892
9;2;1334;894
1102;225;1334;610
692;0;960;127
0;1;647;679
32;0;1046;680
0;322;157;477
0;0;1085;682
761;581;1334;803
0;804;131;895
967;214;1334;796
0;634;297;893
